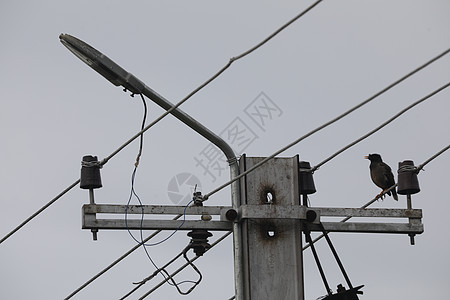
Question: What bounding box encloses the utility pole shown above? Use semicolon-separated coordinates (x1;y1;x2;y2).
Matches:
60;33;424;300
239;155;304;299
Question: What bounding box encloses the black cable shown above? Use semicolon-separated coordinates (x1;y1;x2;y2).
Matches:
98;0;324;169
124;94;187;288
311;81;450;172
0;178;80;245
417;144;450;172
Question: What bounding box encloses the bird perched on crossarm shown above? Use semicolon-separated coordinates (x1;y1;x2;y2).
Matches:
365;153;398;200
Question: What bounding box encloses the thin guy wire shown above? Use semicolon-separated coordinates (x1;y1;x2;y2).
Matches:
203;48;450;200
311;81;450;172
137;231;232;300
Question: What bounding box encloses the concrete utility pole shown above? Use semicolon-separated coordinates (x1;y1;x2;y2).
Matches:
239;155;304;299
60;34;424;300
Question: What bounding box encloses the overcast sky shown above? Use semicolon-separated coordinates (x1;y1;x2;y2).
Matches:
1;1;449;299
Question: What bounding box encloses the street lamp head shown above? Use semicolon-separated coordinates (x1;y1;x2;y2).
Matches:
59;33;144;95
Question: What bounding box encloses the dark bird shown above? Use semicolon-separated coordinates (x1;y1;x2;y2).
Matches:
365;153;398;200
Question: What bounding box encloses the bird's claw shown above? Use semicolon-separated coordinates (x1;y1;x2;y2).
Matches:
375;192;386;201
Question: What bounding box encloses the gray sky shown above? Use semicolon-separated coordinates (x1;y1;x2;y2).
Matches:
1;1;449;299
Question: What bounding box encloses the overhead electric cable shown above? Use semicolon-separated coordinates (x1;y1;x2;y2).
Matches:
64;215;183;300
0;179;80;245
202;48;450;200
311;81;450;171
417;144;450;171
99;0;323;167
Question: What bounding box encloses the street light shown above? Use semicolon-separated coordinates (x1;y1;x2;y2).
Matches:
59;33;244;300
59;34;144;95
59;33;236;161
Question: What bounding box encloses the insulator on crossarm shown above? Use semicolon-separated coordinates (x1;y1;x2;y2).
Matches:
187;229;213;256
80;155;102;190
397;160;420;195
299;161;316;195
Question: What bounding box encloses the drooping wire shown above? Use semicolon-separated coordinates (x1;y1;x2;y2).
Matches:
123;95;175;286
125;93;148;245
124;95;197;290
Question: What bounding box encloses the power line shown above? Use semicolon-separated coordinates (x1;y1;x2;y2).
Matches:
202;48;450;201
232;0;323;61
0;179;80;245
64;215;183;299
99;0;323;168
311;81;450;172
417;144;450;171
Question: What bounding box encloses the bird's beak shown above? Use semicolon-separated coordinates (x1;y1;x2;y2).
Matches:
364;155;369;159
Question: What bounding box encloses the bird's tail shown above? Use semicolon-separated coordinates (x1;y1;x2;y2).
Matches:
392;188;398;201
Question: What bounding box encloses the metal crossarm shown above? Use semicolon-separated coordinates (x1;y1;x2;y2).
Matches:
82;204;423;235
